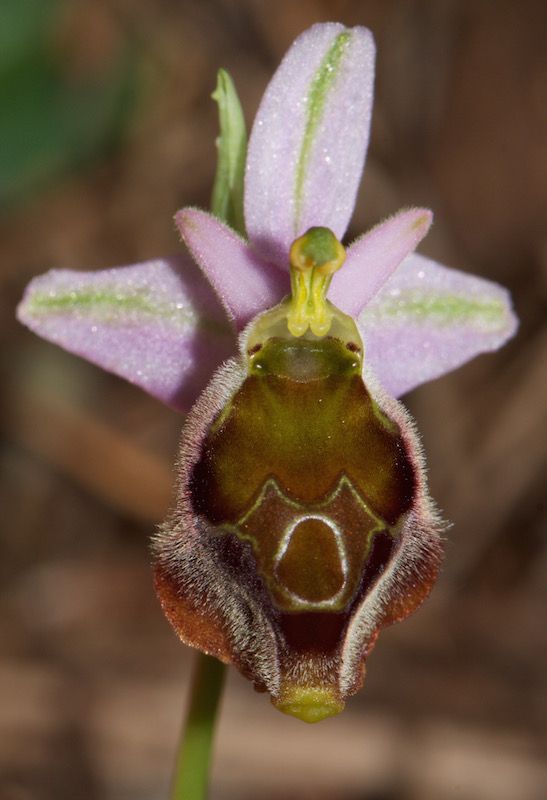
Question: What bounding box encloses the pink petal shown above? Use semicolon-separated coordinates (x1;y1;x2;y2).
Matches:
358;253;518;397
17;256;236;412
176;208;287;329
245;23;375;267
329;208;433;315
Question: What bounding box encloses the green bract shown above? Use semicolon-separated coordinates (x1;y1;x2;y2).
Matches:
210;69;247;235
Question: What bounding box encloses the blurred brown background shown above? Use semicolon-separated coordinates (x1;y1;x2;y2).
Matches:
1;1;546;798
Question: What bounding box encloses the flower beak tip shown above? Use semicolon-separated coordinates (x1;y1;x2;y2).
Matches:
174;208;192;234
412;209;433;233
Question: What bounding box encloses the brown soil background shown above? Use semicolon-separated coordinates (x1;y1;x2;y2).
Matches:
1;1;546;798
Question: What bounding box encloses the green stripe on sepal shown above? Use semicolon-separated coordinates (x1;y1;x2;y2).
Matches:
25;287;230;335
362;292;509;329
294;31;351;227
211;69;247;235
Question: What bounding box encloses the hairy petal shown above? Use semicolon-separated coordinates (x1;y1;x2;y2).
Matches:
17;256;236;412
155;333;444;721
358;253;518;397
245;23;375;267
176;208;287;330
329;208;433;315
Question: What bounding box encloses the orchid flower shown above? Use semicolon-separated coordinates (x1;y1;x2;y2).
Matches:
17;23;517;728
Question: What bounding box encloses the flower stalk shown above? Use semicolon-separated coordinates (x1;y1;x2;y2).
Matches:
171;653;226;800
169;67;248;800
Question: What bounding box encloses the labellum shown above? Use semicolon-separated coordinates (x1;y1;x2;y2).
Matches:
154;227;444;723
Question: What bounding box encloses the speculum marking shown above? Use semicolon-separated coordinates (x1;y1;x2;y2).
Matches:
218;475;393;614
274;515;346;605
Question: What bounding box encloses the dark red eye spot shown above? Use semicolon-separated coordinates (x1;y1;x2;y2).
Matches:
248;343;263;356
346;342;360;353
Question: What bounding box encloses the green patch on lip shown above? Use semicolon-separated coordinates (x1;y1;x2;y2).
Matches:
294;30;351;227
363;292;508;328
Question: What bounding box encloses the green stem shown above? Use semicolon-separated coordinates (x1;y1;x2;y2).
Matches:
170;653;227;800
168;67;243;800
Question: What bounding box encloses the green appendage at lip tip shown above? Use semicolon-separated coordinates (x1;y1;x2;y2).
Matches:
294;30;351;227
275;686;345;723
364;293;509;328
24;289;231;336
